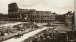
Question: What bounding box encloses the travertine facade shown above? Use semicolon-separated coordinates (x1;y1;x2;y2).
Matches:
8;3;56;23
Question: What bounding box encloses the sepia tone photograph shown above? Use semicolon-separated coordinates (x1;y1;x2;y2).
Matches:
0;0;75;42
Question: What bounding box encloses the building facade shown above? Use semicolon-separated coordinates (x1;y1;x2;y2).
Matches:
28;11;55;23
65;11;74;28
8;3;56;23
55;14;65;22
8;3;29;22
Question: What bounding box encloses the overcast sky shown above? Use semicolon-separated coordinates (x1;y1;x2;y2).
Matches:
0;0;74;14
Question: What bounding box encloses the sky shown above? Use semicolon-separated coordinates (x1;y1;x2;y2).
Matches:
0;0;74;14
